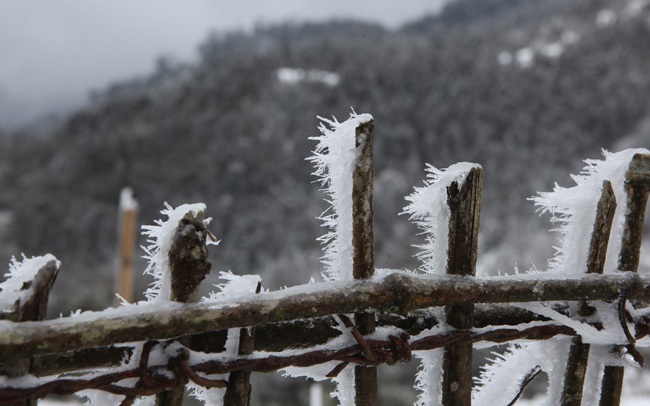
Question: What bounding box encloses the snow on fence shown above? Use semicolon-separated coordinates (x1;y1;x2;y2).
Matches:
1;113;650;406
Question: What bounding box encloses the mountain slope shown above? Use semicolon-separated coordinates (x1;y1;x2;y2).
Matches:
1;0;650;312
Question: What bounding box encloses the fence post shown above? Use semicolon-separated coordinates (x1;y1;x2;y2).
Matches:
155;211;212;406
223;281;261;406
442;166;483;406
600;154;650;406
560;181;616;406
115;187;138;306
352;119;377;406
0;259;59;406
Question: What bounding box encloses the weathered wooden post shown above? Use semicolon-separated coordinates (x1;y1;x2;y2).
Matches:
155;210;212;406
442;166;483;406
600;154;650;406
115;187;138;306
352;119;377;406
223;282;261;406
560;181;616;405
0;257;60;406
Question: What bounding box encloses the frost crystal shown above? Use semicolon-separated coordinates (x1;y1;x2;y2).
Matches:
141;202;214;301
414;349;444;406
307;111;373;282
531;148;649;274
403;162;481;275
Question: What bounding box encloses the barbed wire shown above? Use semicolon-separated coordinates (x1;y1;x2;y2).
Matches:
3;313;646;405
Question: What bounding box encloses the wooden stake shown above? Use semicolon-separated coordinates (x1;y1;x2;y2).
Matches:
115;188;138;306
0;260;59;406
224;282;261;406
442;166;483;406
156;210;212;406
561;181;616;405
351;119;377;406
601;154;650;406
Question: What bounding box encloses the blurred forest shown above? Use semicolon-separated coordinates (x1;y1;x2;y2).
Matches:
1;0;650;324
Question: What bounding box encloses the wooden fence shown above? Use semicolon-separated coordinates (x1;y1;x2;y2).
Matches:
0;120;649;405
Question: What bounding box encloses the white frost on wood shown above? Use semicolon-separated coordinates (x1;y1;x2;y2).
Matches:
414;348;444;406
409;308;447;406
308;111;373;282
514;301;623;345
188;271;261;404
307;110;373;405
141;202;212;301
403;163;479;405
331;367;355;406
0;254;59;313
473;341;570;406
403;162;481;275
476;149;649;406
531;148;649;275
79;389;128;405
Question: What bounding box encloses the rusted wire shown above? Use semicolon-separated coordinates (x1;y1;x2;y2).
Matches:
0;317;648;404
616;290;645;367
173;348;228;388
337;314;376;362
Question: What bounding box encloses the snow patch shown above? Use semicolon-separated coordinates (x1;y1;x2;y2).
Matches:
516;47;535;68
497;51;513;66
277;67;340;87
596;9;617;28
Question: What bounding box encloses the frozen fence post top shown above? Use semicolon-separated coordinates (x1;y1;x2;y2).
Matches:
142;203;216;302
619;153;650;275
119;187;138;211
0;255;59;382
168;211;212;303
309;111;374;282
0;254;60;317
404;162;482;276
624;153;650;187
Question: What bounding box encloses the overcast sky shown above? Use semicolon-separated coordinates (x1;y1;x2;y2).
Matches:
0;1;447;130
